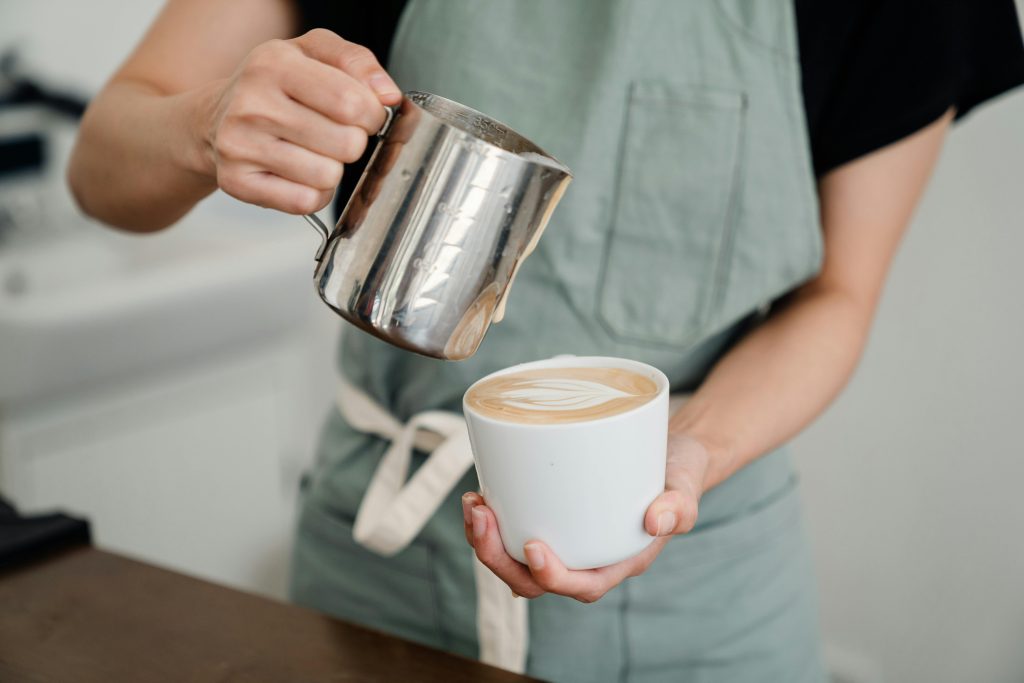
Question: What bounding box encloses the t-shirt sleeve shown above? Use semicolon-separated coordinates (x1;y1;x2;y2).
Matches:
798;0;1024;176
291;0;406;63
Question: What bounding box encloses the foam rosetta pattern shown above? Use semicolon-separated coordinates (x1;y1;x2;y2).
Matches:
465;367;658;425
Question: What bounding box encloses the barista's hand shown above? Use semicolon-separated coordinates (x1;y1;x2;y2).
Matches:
202;29;401;214
462;433;710;602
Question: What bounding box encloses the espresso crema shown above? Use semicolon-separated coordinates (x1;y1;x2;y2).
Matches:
464;366;659;425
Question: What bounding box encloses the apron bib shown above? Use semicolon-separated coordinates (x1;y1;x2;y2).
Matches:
292;1;825;680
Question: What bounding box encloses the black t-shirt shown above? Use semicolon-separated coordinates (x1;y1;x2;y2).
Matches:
798;0;1024;174
296;0;1024;186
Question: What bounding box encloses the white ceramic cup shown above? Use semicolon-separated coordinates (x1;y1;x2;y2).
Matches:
463;356;669;570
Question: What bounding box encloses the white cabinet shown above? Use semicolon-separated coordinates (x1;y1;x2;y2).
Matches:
0;170;339;599
0;334;334;600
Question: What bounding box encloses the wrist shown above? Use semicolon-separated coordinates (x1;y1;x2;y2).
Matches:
176;79;226;185
669;404;739;492
682;431;736;492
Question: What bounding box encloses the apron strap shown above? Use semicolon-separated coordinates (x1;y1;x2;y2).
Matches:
336;375;528;674
475;553;529;669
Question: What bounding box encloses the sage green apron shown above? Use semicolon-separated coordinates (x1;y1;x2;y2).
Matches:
292;1;826;681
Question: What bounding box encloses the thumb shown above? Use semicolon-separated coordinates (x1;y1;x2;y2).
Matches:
644;488;699;537
644;434;710;537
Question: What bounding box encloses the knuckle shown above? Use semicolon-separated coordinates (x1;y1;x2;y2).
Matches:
473;545;493;566
225;91;264;122
574;590;603;605
229;107;271;132
337;128;368;162
216;168;242;196
533;575;561;594
285;187;324;215
678;499;699;534
265;37;289;51
213;131;246;161
303;28;335;43
342;43;376;69
246;40;287;74
661;489;685;510
333;90;367;124
315;161;343;190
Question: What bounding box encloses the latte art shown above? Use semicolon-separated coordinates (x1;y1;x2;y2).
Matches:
497;379;633;412
465;366;659;424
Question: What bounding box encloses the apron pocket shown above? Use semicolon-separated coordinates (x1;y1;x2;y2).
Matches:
291;499;445;650
598;81;746;348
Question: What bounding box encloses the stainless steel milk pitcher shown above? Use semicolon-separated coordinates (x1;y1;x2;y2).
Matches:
303;91;572;361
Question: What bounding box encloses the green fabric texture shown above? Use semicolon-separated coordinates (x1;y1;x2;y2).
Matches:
291;1;826;680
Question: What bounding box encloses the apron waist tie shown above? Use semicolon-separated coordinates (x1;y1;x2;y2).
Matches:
336;376;528;673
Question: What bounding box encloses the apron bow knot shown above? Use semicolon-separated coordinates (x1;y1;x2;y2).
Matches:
338;376;528;673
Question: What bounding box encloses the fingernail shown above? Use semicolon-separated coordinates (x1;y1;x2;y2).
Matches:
656;511;677;536
461;493;473;525
471;507;486;539
369;73;400;96
524;543;545;570
511;589;520;599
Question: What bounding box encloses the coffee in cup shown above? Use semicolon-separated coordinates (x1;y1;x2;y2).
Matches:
464;366;659;425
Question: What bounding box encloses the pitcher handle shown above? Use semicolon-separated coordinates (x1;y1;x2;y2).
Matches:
303;214;331;261
303;103;399;262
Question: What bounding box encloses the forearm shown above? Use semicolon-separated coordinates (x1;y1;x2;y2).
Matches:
672;281;873;490
672;111;951;493
68;79;220;231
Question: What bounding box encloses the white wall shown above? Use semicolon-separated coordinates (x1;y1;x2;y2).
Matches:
3;2;1023;681
0;1;164;95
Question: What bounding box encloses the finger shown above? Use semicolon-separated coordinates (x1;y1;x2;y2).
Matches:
644;488;699;537
295;29;401;103
591;535;669;581
471;506;545;599
462;491;484;523
461;492;476;526
645;436;708;537
265;100;370;163
520;541;617;603
249;137;343;191
215;127;343;191
219;167;333;215
524;537;668;603
461;491;483;546
280;58;389;134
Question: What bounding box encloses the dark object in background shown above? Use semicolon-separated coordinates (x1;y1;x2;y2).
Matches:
0;134;44;178
0;49;88;179
0;50;87;118
0;497;91;569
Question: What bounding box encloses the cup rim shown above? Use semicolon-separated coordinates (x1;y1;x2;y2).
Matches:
462;355;670;429
404;91;572;177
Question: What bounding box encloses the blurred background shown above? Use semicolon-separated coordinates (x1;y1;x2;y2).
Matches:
1;3;1021;683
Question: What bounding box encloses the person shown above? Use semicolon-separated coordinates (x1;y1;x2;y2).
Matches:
68;1;1024;681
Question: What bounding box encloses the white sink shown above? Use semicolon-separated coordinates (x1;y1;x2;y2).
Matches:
0;195;325;403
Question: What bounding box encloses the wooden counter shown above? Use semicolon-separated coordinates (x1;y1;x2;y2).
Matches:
0;546;539;682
